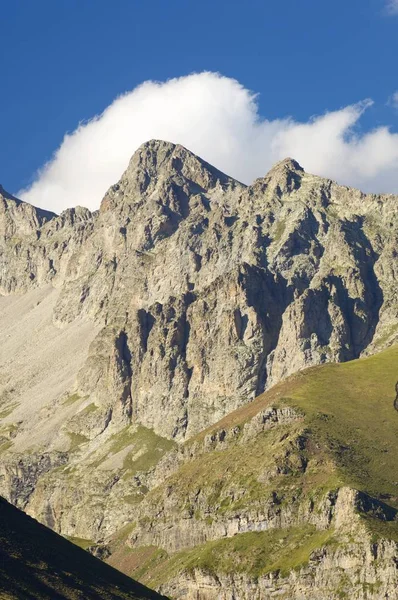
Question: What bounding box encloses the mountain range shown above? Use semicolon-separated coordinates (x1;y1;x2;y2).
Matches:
0;140;397;598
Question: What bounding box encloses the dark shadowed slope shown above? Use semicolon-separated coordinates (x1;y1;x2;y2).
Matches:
0;496;167;600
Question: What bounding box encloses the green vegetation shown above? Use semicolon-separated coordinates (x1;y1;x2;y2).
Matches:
272;220;286;244
192;344;398;508
78;402;98;415
113;521;138;545
62;393;83;407
0;423;18;455
123;492;148;506
0;402;18;419
108;546;168;586
107;425;176;477
65;535;93;550
148;419;314;519
362;515;398;544
0;423;18;435
112;345;398;586
0;439;12;455
66;431;89;452
285;345;398;503
135;527;334;587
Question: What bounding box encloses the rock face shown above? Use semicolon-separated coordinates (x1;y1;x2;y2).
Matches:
1;140;398;598
158;527;398;600
1;141;398;442
158;535;398;600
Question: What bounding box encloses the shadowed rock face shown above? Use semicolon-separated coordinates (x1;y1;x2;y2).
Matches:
0;139;398;546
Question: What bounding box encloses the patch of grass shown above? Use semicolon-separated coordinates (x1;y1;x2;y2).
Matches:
140;527;334;587
146;415;334;521
286;346;398;504
112;522;138;545
0;402;18;419
0;423;18;436
67;431;89;451
107;545;168;586
108;425;176;477
326;206;339;220
65;535;94;550
62;393;83;406
362;515;398;544
189;345;398;509
272;220;286;244
0;439;12;454
78;402;98;415
123;493;148;506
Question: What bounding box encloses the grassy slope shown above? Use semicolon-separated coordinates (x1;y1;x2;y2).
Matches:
108;345;398;585
195;343;398;506
275;345;398;504
0;497;167;600
126;528;335;589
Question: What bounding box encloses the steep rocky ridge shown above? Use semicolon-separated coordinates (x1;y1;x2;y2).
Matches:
1;141;398;597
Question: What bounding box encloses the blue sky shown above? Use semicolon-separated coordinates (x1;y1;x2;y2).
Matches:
2;0;398;212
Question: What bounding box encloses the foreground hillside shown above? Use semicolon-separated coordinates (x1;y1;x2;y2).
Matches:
0;496;166;600
102;346;398;598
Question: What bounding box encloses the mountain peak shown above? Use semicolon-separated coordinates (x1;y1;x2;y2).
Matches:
268;157;305;174
138;138;178;153
128;139;234;187
101;140;243;212
249;156;305;195
0;184;21;203
0;183;56;230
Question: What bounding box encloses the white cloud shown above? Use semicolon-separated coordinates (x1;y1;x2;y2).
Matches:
388;91;398;108
19;72;398;214
386;0;398;15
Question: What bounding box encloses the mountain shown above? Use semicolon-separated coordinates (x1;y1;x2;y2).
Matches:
0;140;398;598
0;495;166;599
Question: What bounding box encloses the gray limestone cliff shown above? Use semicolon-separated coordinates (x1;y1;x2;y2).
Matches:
1;141;397;443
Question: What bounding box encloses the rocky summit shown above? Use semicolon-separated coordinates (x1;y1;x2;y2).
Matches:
0;140;397;599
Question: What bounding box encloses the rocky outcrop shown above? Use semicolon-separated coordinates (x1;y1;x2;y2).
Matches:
159;536;398;600
0;451;68;508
